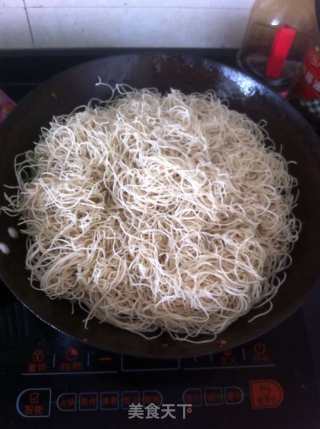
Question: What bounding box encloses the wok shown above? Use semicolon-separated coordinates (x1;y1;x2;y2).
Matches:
0;54;319;359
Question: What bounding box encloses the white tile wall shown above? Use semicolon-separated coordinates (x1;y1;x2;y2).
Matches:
28;7;250;48
0;0;254;49
0;0;24;7
25;0;254;8
0;8;32;48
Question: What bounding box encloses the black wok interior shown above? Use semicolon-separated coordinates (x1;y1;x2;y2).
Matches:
0;54;320;359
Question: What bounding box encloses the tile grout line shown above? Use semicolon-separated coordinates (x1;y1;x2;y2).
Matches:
22;0;35;47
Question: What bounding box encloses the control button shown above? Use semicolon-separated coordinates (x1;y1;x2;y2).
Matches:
219;350;237;366
182;388;202;406
26;348;50;373
100;392;119;411
224;386;244;405
65;346;80;362
142;390;162;406
32;349;46;363
79;392;98;411
88;351;120;372
252;342;271;363
250;379;284;410
204;388;224;406
55;344;84;372
16;388;51;418
122;356;179;371
56;393;77;412
121;391;141;409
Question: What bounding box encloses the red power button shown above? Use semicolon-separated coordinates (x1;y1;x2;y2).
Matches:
250;379;284;410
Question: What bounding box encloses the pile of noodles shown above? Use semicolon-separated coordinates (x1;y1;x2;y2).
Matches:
3;85;301;342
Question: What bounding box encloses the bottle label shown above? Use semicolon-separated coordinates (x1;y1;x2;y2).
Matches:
297;47;320;100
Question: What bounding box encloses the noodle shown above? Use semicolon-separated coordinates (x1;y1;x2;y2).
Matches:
2;86;301;342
